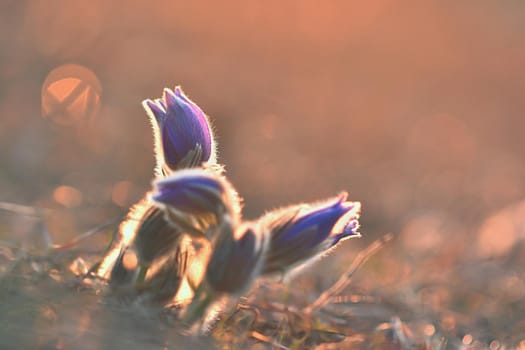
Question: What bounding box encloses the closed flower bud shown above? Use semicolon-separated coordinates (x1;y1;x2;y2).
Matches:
109;247;139;291
258;192;361;277
135;241;192;305
183;221;268;326
205;222;268;295
151;169;241;236
131;198;184;267
105;196;185;285
142;86;216;175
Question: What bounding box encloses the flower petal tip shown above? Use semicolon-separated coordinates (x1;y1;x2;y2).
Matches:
337;191;349;202
149;189;165;206
163;88;178;108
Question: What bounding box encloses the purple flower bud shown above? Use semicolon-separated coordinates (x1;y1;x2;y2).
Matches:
100;196;186;290
259;192;361;276
136;241;192;305
143;86;216;174
131;199;184;266
182;221;268;326
109;248;139;290
205;222;268;295
151;169;241;235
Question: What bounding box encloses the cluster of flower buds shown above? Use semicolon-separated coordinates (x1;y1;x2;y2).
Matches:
99;85;361;328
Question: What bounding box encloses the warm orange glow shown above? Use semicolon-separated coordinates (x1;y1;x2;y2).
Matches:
111;181;133;207
119;198;149;246
462;334;473;345
41;64;101;125
260;114;276;140
47;77;82;101
477;209;517;258
1;1;523;343
122;250;138;270
423;324;435;337
489;340;500;350
174;278;194;303
442;314;456;331
68;257;88;276
406;114;477;170
96;248;121;280
53;185;82;208
401;213;445;253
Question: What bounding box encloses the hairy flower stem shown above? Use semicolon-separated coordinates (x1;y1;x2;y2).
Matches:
183;285;215;326
135;264;148;285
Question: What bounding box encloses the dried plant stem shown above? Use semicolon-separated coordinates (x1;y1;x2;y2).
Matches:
135;264;148;285
0;201;44;217
0;200;121;252
306;233;394;313
250;331;289;350
51;217;122;251
183;286;215;326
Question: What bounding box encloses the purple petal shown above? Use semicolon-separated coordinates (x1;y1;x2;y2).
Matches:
275;195;351;247
144;99;166;126
206;224;265;294
143;86;214;170
260;193;361;275
152;172;224;214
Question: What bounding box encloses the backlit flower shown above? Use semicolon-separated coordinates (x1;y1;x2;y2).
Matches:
135;241;192;305
183;221;268;326
258;192;360;277
205;222;268;294
143;86;216;175
151;169;241;236
131;198;184;269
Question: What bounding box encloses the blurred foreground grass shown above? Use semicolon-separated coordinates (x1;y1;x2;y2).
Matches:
1;223;524;350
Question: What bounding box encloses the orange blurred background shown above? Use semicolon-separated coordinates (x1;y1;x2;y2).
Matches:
1;1;525;279
2;1;525;344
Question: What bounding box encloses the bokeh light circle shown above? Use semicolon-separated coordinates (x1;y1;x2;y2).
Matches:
41;64;102;126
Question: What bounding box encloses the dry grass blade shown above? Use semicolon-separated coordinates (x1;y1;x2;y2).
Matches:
306;233;394;313
0;201;44;217
250;330;290;350
51;217;122;251
0;201;121;253
0;202;53;249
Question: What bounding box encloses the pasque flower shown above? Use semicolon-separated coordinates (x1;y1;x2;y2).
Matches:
130;198;184;266
99;83;364;329
258;192;360;277
183;221;268;326
143;86;216;175
102;88;220;284
99;89;222;286
101;196;186;286
109;239;192;305
205;222;268;294
151;169;241;236
109;247;139;291
135;240;192;305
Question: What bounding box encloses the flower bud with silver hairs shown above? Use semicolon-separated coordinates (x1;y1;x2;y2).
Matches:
205;221;268;295
143;86;217;176
258;192;360;278
151;169;241;237
183;221;269;326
